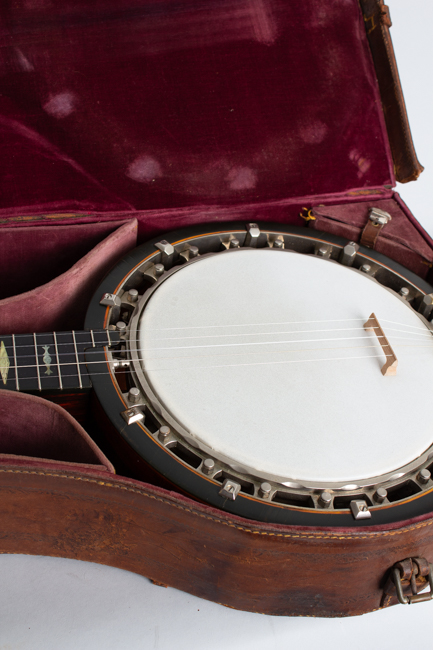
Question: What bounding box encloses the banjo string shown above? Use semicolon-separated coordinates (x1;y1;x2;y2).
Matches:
142;352;418;373
1;351;398;376
140;341;433;364
5;321;433;354
6;346;433;380
132;333;432;352
143;325;433;343
4;333;433;367
5;342;433;375
381;318;431;331
4;332;432;360
142;316;432;332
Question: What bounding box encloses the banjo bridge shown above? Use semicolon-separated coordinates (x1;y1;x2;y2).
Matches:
364;312;398;376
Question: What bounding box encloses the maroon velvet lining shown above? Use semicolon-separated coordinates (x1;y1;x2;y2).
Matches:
0;193;430;340
0;219;137;334
0;390;114;471
0;0;393;212
0;188;394;238
394;192;433;251
0;220;137;300
0;100;133;214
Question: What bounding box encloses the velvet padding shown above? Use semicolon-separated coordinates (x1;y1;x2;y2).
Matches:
0;219;137;335
0;219;138;300
0;390;114;473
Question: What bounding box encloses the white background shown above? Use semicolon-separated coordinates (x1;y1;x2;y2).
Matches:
1;1;433;647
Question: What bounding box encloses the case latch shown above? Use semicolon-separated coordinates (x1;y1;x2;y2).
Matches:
382;558;433;606
360;207;392;249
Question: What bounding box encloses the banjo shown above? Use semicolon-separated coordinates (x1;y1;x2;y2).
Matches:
2;221;433;528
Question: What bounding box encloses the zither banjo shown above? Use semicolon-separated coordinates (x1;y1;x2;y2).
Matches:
2;222;433;527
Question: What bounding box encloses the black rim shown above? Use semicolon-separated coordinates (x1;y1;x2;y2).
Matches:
85;222;433;527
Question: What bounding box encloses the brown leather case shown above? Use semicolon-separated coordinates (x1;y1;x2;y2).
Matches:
0;0;432;618
360;0;424;183
3;458;433;617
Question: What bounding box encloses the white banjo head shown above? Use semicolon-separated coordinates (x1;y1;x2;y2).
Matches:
138;248;433;485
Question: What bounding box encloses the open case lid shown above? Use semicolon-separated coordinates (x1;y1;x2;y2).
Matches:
0;0;423;215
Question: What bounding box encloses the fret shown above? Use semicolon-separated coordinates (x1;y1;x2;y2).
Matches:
33;333;42;391
55;332;92;390
53;331;63;390
11;334;19;391
72;330;83;389
0;329;116;394
55;332;77;390
94;329;115;347
84;329;114;381
74;331;101;388
12;334;40;392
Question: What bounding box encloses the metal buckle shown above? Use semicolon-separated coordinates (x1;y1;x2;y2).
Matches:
392;561;433;604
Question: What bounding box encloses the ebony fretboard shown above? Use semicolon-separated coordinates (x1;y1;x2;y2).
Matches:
0;330;114;393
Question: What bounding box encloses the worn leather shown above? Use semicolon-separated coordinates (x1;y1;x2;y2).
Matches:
359;0;424;183
1;461;432;617
360;218;383;248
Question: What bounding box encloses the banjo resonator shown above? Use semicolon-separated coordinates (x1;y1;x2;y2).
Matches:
81;222;433;525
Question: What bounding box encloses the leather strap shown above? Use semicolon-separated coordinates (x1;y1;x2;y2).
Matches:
360;207;392;248
360;218;383;248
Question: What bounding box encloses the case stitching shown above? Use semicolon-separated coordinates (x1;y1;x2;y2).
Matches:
2;468;433;540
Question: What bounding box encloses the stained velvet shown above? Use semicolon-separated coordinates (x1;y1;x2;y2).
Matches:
0;98;133;214
0;0;393;212
0;390;114;470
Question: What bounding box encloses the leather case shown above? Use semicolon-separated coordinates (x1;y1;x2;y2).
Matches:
1;0;432;616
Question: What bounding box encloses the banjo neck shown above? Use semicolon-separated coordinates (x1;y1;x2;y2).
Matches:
0;329;117;394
